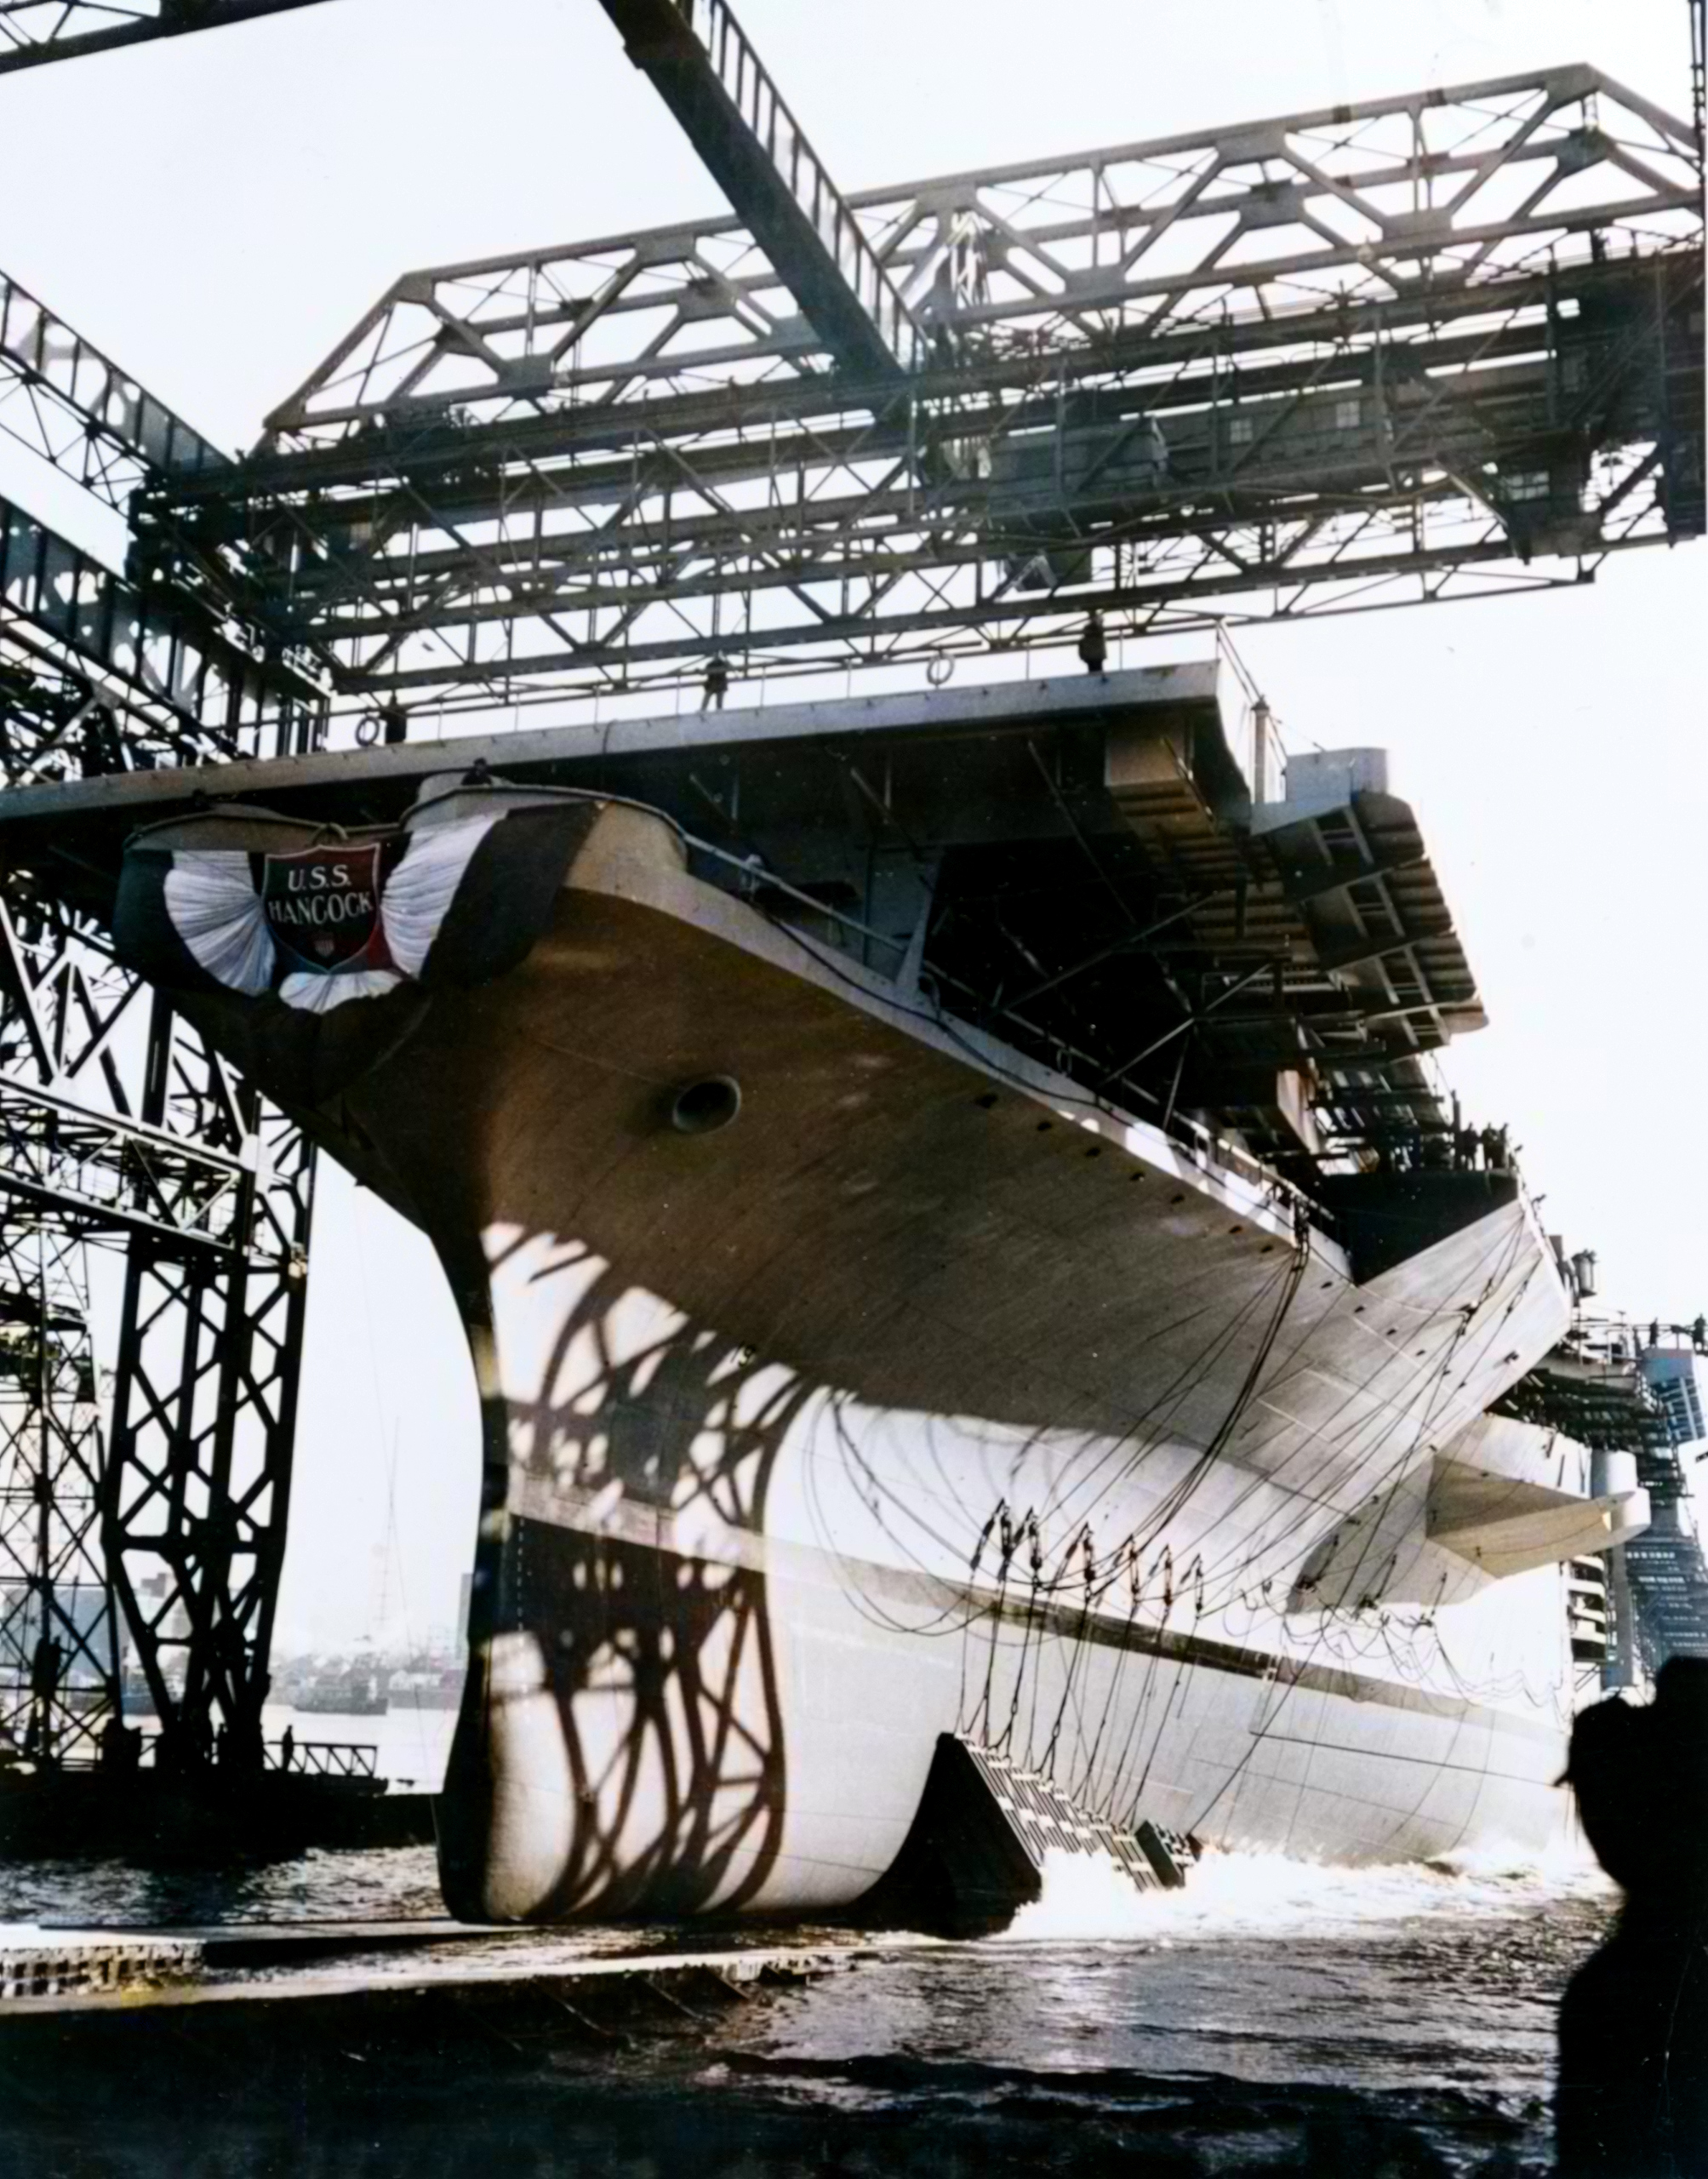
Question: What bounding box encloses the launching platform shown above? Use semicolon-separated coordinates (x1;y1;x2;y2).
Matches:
0;1920;849;2021
0;1914;854;2127
0;1766;434;1862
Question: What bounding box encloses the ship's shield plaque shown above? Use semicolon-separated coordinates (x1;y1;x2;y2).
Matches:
261;843;385;975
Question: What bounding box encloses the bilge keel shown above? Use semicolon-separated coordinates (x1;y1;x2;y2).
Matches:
1;666;1648;1920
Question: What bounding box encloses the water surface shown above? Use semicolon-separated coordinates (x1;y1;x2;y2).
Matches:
0;1837;1615;2173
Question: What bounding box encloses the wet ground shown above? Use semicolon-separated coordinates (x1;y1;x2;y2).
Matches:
0;1841;1615;2175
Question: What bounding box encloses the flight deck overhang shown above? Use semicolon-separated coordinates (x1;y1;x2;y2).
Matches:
0;661;1486;1199
0;661;1221;849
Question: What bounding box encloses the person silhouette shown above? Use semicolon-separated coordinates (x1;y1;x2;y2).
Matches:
1557;1659;1708;2176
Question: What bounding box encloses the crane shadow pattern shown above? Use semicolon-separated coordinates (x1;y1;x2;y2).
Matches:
437;1232;817;1924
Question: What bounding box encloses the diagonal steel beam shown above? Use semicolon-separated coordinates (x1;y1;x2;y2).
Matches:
597;0;929;380
0;266;228;514
0;0;339;72
0;1070;257;1255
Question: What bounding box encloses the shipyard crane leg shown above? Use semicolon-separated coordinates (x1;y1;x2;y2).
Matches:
1;246;328;1782
1;648;319;1776
0;918;317;1774
0;875;140;1771
104;998;315;1774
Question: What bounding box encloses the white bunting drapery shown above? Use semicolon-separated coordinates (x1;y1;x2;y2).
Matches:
157;817;501;1011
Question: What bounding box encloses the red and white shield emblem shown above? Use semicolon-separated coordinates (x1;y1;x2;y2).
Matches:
261;844;388;977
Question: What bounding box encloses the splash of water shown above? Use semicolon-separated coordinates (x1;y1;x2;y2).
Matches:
1000;1850;1177;1942
997;1839;1613;1946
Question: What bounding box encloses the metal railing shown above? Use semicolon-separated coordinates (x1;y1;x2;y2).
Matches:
113;1730;380;1781
267;1737;378;1780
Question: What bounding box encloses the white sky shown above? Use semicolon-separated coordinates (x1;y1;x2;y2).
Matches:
2;0;1701;1645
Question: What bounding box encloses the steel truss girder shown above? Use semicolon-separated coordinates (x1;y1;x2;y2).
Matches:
154;60;1700;712
180;256;1701;705
264;63;1699;444
1;494;327;764
0;0;335;71
1;266;229;517
0;263;324;769
231;259;1647;500
0;264;329;736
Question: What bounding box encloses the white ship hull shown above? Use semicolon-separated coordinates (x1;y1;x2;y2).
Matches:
218;799;1581;1919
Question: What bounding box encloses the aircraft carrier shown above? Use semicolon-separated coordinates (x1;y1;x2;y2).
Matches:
0;661;1651;1921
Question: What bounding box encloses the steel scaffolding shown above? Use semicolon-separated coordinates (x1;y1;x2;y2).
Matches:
0;857;317;1766
0;1218;115;1767
0;264;322;1770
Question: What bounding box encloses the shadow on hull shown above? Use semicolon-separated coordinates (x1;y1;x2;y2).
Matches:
438;1251;815;1924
